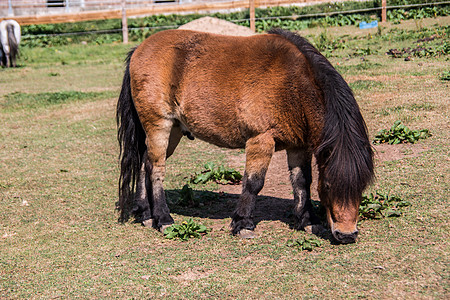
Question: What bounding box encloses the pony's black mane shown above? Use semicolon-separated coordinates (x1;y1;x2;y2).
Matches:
269;29;374;204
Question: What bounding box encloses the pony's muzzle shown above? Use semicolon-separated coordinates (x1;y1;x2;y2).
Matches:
332;229;358;244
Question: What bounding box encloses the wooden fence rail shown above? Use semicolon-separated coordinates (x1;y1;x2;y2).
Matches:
0;0;335;25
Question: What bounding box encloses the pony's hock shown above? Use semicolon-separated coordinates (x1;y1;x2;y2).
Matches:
117;29;374;244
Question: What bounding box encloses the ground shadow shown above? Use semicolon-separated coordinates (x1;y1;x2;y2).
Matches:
167;188;293;225
166;188;332;241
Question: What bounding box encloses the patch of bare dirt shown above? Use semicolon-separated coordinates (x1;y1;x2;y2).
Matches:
374;143;427;162
178;16;255;36
171;268;214;283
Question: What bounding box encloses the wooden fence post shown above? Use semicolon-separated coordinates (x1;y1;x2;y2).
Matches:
381;0;387;23
249;0;255;32
122;0;128;44
7;0;13;16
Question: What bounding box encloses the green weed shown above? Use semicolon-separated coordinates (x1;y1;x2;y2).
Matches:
287;237;323;251
373;120;431;144
359;192;411;220
312;32;347;57
440;70;450;80
191;162;242;185
164;218;210;241
353;47;378;57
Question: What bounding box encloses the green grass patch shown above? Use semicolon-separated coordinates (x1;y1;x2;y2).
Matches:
352;47;378;57
377;102;435;116
0;90;116;111
349;80;383;90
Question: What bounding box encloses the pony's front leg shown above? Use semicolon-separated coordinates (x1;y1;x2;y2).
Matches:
145;121;174;231
231;133;275;238
287;149;321;232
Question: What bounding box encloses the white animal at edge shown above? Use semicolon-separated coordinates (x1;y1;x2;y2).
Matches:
0;19;21;68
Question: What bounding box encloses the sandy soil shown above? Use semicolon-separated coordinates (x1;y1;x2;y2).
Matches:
178;16;255;36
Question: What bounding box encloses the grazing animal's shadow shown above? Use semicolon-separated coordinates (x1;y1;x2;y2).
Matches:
167;189;293;224
117;188;332;241
166;188;332;241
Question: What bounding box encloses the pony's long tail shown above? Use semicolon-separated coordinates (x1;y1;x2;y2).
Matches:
268;29;374;201
6;24;18;67
116;47;147;222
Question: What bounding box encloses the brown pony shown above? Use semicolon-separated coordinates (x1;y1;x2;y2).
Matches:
117;29;374;244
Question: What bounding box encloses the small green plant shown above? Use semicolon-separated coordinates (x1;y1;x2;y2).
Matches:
313;32;346;57
353;47;377;57
440;71;450;81
287;237;323;251
163;218;210;241
373;121;431;145
176;184;198;207
360;192;411;220
191;162;242;184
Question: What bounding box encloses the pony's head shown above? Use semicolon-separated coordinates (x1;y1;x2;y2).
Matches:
316;139;374;244
318;172;360;244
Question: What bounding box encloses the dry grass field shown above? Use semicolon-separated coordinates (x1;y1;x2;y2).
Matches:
0;17;449;298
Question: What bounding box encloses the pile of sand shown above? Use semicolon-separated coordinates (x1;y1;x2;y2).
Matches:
178;16;255;36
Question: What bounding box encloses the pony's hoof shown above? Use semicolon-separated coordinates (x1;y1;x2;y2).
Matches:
304;224;326;235
159;224;172;234
142;218;154;228
238;229;257;239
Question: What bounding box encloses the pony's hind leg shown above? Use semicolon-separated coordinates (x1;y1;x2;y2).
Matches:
287;149;321;232
144;119;183;231
231;133;275;238
133;150;153;227
137;124;183;228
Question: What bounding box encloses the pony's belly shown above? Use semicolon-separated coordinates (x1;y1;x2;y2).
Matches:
184;122;246;149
